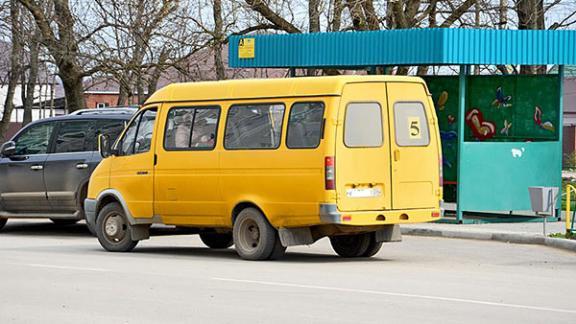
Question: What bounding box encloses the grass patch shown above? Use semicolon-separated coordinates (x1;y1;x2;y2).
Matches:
548;232;576;240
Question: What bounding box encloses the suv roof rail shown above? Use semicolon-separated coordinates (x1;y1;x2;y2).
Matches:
69;107;138;116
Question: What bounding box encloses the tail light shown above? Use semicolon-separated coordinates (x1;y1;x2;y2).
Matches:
325;156;335;190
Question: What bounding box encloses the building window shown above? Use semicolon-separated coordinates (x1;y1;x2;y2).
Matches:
96;102;110;109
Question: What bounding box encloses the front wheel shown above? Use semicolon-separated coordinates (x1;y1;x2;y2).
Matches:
0;218;7;231
96;202;138;252
200;232;233;249
233;208;286;260
330;233;380;258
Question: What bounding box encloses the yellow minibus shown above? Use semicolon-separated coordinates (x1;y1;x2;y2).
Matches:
85;76;442;260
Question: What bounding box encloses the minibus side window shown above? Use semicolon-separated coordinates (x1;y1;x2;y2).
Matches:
164;106;220;150
224;103;285;150
393;102;430;147
286;102;325;149
134;110;157;154
344;102;383;148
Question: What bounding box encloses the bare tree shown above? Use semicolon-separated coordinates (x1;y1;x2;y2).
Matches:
16;0;95;112
0;0;23;141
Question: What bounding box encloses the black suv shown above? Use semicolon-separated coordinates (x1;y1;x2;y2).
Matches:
0;108;135;232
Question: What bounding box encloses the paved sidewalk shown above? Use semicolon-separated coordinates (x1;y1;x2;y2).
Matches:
402;220;576;253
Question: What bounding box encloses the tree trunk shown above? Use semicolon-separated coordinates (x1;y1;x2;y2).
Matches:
516;0;546;74
307;0;321;76
0;0;23;142
17;0;86;111
23;29;41;126
59;70;85;113
213;0;226;80
330;0;343;31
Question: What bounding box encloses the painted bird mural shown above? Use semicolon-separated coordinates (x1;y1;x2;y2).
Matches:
533;106;555;132
492;87;512;108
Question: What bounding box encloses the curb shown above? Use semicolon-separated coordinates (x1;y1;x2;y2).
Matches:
401;227;576;253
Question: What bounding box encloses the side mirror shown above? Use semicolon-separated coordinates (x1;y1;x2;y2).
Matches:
0;141;16;158
98;134;115;158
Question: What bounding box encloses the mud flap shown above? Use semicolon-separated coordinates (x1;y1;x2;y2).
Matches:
375;224;402;242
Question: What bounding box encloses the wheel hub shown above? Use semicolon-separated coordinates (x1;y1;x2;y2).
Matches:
103;214;126;242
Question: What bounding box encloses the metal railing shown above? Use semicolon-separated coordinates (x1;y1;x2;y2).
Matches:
564;184;576;235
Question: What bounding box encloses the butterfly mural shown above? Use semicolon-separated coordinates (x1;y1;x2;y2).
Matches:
491;87;512;108
465;108;496;140
533;106;555;132
500;119;512;136
437;91;448;111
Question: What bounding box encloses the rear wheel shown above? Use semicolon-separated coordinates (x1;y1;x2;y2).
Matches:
200;232;233;249
0;218;7;231
96;202;138;252
50;219;79;226
361;233;383;257
233;208;286;261
330;233;372;258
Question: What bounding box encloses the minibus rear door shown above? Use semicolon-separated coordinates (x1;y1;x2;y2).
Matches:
386;82;439;209
335;82;391;212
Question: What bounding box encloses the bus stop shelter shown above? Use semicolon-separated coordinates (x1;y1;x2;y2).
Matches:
228;28;576;223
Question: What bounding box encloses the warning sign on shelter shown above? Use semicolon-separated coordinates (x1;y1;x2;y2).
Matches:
238;38;255;59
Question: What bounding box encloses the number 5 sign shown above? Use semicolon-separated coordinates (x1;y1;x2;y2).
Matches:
408;117;421;139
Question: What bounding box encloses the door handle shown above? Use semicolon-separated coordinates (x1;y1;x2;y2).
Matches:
30;165;43;171
393;149;400;162
76;163;89;169
136;171;148;175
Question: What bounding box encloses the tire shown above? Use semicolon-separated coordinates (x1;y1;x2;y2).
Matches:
96;202;138;252
50;219;79;226
330;233;372;258
361;233;383;258
233;208;286;261
200;232;233;249
0;218;7;231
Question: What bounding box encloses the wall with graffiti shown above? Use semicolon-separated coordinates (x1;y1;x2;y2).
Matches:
423;75;560;202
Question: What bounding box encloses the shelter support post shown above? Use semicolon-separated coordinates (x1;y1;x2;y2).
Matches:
456;65;470;223
558;65;565;218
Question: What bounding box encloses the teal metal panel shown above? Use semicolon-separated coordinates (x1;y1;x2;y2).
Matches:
458;142;562;211
229;28;576;68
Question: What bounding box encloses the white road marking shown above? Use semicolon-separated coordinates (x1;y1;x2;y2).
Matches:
212;277;576;315
24;263;111;273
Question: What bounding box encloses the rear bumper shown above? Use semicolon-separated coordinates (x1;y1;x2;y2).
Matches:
319;203;441;226
84;198;97;229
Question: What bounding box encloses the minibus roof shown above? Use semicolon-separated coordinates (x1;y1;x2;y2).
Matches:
145;75;424;104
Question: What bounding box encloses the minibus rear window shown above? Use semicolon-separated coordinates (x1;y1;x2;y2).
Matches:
225;103;285;150
344;102;383;148
286;102;324;149
393;102;430;147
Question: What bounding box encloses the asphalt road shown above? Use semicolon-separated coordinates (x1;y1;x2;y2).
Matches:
1;220;575;324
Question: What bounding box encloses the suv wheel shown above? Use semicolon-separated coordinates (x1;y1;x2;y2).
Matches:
233;208;285;260
96;202;138;252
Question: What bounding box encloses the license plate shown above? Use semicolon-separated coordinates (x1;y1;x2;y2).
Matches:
346;188;382;198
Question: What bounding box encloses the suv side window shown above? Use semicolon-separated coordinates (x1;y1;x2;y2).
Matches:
87;119;127;151
54;120;94;153
118;108;157;156
14;122;55;155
